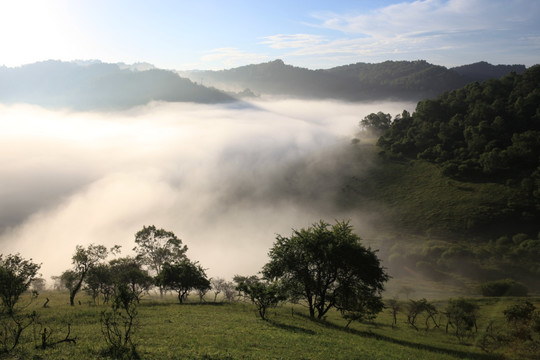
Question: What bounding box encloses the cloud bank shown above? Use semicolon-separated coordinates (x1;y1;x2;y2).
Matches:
0;100;413;282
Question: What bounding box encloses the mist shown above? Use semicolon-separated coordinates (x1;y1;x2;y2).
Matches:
0;99;414;282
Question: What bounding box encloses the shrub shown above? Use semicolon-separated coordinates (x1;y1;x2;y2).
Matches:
480;279;528;297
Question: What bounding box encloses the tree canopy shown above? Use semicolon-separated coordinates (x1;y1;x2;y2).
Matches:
262;220;388;319
155;259;210;304
67;244;108;306
133;225;188;297
377;65;540;225
0;254;41;314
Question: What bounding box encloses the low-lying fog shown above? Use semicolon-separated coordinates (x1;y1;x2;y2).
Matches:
0;99;414;282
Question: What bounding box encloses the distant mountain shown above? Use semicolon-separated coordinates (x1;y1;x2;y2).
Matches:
182;60;528;102
182;59;529;102
1;59;528;110
451;61;526;82
325;60;469;100
0;60;235;110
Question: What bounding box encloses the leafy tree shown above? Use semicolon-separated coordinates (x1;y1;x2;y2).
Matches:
360;112;392;134
481;279;528;297
407;298;439;331
85;263;114;304
59;270;78;293
156;259;210;304
235;276;285;320
338;291;384;328
67;244;108;306
504;301;537;335
444;298;479;342
262;220;388;319
479;301;540;357
0;254;41;315
109;257;153;303
133;225;187;297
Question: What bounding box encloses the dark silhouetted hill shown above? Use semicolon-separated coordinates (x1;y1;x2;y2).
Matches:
182;60;526;102
451;61;526;82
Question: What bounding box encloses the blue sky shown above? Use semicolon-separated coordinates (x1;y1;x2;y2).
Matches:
0;0;538;70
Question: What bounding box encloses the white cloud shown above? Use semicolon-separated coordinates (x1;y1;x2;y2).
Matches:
201;47;269;68
261;0;540;67
260;34;326;49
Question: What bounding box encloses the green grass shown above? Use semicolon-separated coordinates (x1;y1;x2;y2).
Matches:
4;291;538;359
343;151;514;238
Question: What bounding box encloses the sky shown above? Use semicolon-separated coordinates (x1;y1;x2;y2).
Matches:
0;0;539;70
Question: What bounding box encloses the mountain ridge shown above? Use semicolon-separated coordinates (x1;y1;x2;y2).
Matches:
0;59;529;110
0;60;235;110
180;59;528;102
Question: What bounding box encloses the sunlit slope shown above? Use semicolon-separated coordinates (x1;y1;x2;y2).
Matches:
344;155;515;237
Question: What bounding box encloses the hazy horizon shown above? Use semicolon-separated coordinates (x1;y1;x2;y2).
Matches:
1;1;538;70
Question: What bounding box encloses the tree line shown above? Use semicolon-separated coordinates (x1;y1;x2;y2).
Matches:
2;221;540;358
374;65;540;219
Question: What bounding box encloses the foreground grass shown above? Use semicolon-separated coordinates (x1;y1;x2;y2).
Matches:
4;291;536;359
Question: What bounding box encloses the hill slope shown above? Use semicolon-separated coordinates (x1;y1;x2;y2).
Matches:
0;60;235;110
451;61;526;82
181;59;525;102
340;65;540;288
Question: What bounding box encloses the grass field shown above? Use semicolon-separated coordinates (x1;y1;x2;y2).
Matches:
3;291;538;359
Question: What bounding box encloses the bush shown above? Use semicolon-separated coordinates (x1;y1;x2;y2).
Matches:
481;279;528;297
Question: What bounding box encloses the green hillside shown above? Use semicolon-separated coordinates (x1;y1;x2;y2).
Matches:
5;291;538;359
341;65;540;289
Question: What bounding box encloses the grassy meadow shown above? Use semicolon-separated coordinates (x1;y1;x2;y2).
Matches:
3;290;538;360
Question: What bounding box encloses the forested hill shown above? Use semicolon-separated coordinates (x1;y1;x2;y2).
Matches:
0;60;235;110
341;65;540;288
451;61;526;82
373;63;540;241
378;64;540;186
181;59;526;102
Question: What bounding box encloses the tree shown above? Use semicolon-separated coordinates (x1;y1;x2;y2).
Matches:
85;264;114;304
445;298;479;342
100;283;140;359
30;277;47;292
0;254;40;315
211;278;226;302
236;276;285;320
263;220;388;319
109;257;153;303
481;279;528;297
406;298;439;331
387;298;401;327
360;112;392;134
155;259;210;304
133;225;187;297
67;244;108;306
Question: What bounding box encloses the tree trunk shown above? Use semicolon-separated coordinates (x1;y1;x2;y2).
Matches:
69;278;84;306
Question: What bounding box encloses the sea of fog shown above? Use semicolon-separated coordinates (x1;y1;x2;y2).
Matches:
0;99;415;283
